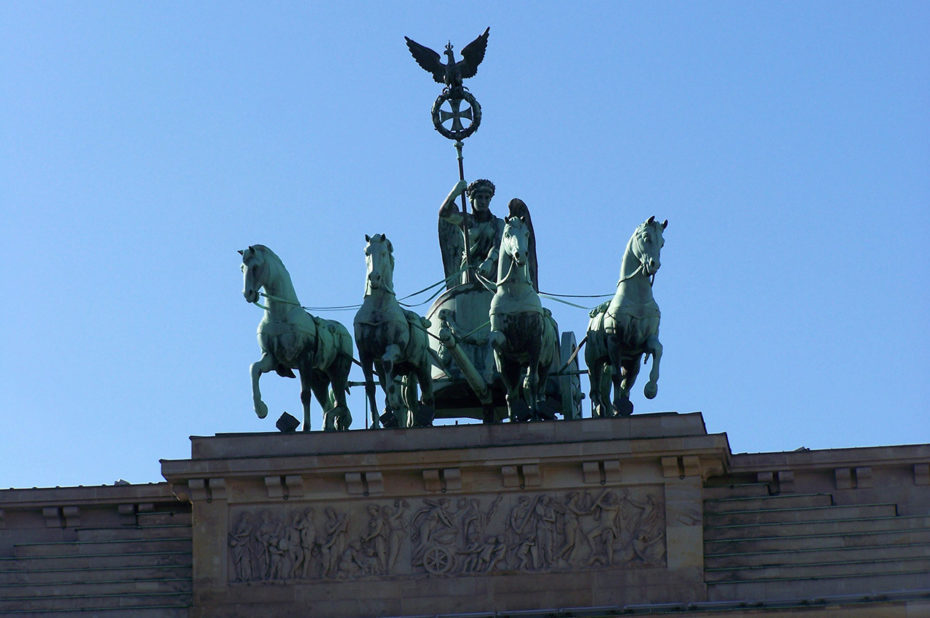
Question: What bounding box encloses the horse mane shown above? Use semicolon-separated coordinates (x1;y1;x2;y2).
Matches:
637;216;668;235
249;243;276;260
507;198;538;291
364;233;396;294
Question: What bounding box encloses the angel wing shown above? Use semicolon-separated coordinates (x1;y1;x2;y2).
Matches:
404;37;445;84
438;216;465;289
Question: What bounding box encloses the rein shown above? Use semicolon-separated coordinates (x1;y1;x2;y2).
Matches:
617;262;646;286
249;259;650;317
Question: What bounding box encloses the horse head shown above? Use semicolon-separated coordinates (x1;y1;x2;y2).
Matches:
240;244;272;303
501;215;530;269
631;216;668;277
364;233;395;294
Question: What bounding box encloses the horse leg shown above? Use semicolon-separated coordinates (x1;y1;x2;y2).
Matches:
298;368;315;431
606;338;632;417
326;356;353;431
585;337;605;418
525;347;541;420
616;357;641;416
643;336;663;400
360;357;380;429
250;353;276;419
588;361;602;418
397;375;413;428
373;364;399;428
307;369;332;431
378;344;405;427
535;356;555;421
501;360;520;423
414;362;435;428
491;332;514;421
599;365;613;417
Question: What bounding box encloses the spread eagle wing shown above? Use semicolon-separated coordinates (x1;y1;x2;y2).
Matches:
404;36;445;84
457;27;490;79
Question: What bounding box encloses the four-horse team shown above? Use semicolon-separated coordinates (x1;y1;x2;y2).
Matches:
241;178;666;431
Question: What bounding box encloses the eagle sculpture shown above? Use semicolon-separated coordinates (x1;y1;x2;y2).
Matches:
404;27;490;95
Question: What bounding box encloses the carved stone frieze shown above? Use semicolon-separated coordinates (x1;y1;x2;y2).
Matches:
227;487;665;582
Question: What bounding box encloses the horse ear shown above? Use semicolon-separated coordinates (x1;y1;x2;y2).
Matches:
662;219;668;229
365;234;370;242
647;215;655;225
237;249;244;256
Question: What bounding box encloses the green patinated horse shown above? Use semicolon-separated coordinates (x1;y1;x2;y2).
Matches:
354;234;436;429
240;245;353;431
489;216;559;422
586;217;667;417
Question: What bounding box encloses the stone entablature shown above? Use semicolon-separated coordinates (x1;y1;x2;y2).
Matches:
722;444;930;511
161;413;729;617
0;482;183;547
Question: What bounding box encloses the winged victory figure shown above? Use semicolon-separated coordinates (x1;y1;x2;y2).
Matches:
404;27;490;96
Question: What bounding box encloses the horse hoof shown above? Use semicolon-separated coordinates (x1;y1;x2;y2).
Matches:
534;402;558;421
379;410;399;429
507;400;533;423
255;402;268;419
414;405;435;428
614;400;634;417
644;381;658;399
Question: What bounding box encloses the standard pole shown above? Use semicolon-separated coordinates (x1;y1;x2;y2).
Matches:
454;140;473;284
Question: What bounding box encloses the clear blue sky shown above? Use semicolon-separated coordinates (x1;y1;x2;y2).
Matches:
3;3;928;489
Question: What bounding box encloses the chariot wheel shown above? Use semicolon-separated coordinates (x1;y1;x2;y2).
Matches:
422;546;454;575
559;331;584;420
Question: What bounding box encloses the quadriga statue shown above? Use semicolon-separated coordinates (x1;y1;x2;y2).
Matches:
240;245;353;431
585;217;667;417
354;234;436;429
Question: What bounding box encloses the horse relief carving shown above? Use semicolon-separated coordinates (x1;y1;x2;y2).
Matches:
228;488;664;583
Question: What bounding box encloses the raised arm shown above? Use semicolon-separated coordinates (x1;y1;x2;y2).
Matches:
439;179;469;223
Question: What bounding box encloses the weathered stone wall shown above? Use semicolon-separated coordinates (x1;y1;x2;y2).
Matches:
703;444;930;607
0;483;192;616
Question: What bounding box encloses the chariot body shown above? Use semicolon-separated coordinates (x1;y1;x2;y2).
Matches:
423;180;584;423
425;282;582;423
